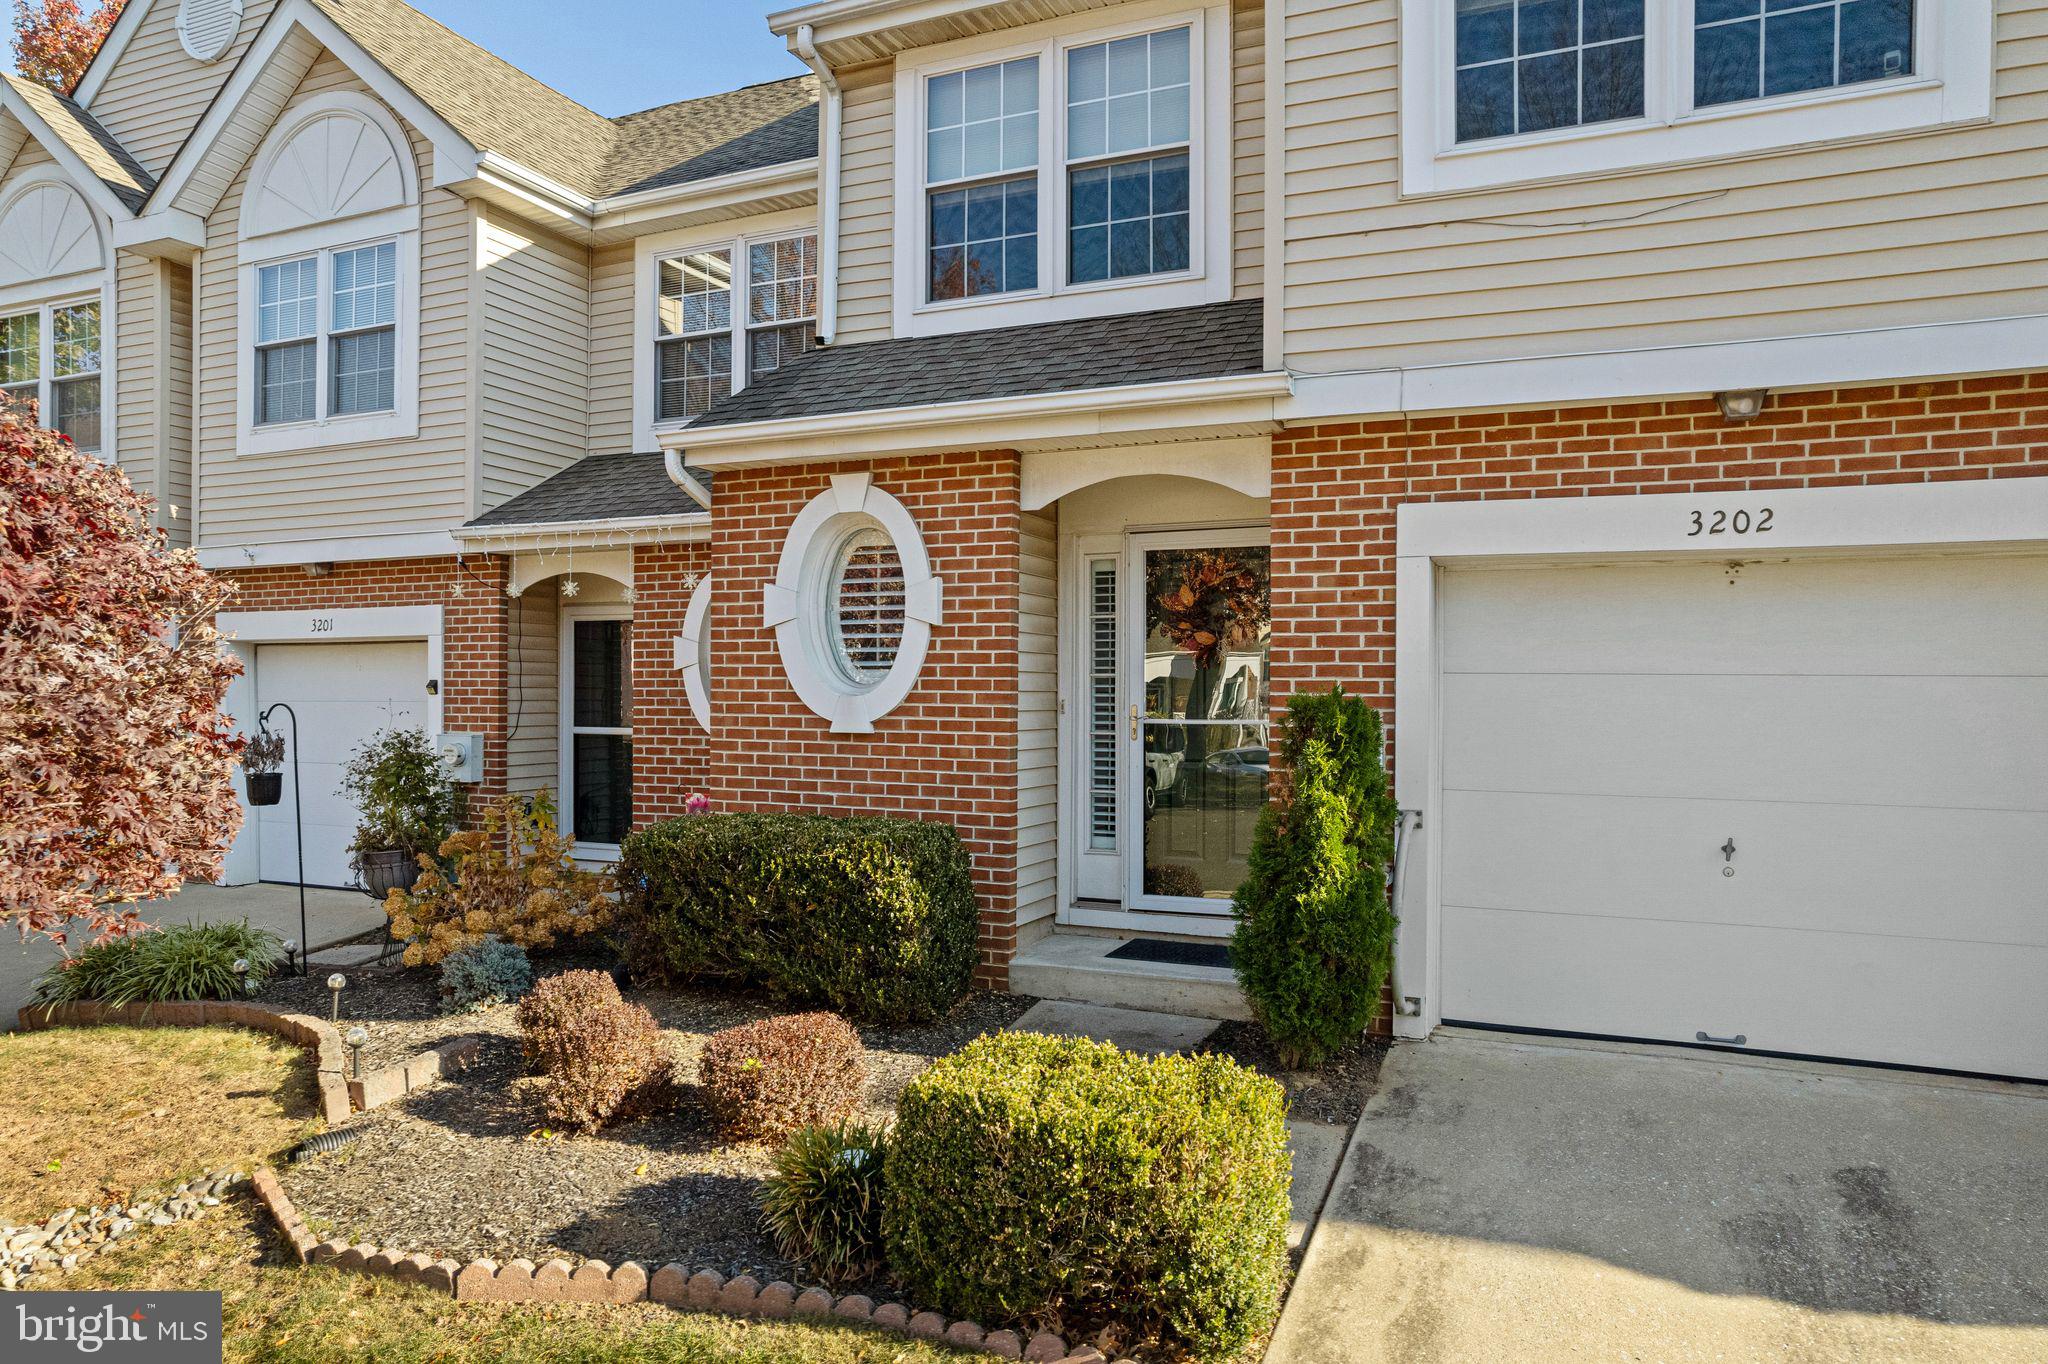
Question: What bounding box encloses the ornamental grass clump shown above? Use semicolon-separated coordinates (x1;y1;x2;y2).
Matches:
760;1119;889;1284
386;791;613;967
515;969;674;1132
699;1012;866;1144
1231;685;1399;1069
887;1031;1291;1361
32;920;284;1007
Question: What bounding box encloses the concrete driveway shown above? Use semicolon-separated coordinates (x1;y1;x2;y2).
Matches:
0;883;387;1028
1270;1032;2048;1363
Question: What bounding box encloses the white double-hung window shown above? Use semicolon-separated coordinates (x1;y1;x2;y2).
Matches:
893;3;1231;337
649;230;819;428
0;299;102;453
253;241;397;428
1402;0;1992;194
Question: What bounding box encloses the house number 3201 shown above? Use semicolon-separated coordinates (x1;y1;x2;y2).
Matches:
1688;507;1774;537
309;617;335;633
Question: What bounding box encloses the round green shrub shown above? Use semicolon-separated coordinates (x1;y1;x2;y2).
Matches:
1231;685;1398;1068
31;920;284;1006
438;940;532;1013
616;813;978;1024
886;1031;1291;1359
760;1119;889;1284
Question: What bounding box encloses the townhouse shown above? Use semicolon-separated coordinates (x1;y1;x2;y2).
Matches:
4;0;2041;1081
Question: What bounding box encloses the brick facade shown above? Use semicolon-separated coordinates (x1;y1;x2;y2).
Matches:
1270;375;2048;753
629;541;715;825
217;555;512;800
671;451;1027;989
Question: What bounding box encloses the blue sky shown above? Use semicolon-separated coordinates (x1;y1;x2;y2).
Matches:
5;0;807;116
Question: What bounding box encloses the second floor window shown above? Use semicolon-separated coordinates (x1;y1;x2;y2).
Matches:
1694;0;1913;109
1066;28;1191;284
254;240;398;427
0;299;101;453
1453;0;1645;142
656;233;818;422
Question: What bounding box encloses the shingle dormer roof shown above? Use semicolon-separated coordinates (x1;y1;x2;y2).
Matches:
3;75;154;212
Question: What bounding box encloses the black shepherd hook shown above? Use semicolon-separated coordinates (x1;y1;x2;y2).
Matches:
258;702;307;975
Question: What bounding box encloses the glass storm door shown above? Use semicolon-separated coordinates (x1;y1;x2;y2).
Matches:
564;613;633;848
1125;531;1271;914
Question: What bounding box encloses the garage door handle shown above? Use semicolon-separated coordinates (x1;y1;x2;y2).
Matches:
1721;837;1737;862
1696;1031;1748;1046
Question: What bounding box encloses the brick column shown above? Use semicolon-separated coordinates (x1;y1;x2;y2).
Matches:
631;541;716;825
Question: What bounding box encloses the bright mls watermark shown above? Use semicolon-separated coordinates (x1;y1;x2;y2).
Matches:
9;1294;221;1362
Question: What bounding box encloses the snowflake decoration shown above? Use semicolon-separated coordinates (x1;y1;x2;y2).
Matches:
681;571;701;591
622;585;638;604
561;577;581;598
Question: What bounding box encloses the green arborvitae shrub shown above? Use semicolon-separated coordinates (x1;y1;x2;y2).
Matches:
760;1119;889;1284
616;813;978;1024
886;1032;1292;1360
515;969;674;1132
31;920;284;1007
699;1011;867;1143
437;940;533;1013
1231;685;1399;1068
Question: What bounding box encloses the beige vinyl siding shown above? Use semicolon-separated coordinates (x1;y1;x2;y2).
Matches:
1016;508;1058;930
1231;0;1262;298
2;138;56;176
479;208;589;512
87;0;277;177
1279;0;2048;374
834;71;896;344
586;243;636;454
507;588;560;797
195;53;469;548
113;252;156;500
163;259;194;544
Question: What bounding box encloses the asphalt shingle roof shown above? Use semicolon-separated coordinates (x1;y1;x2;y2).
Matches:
5;75;154;211
309;0;816;199
690;298;1268;429
466;453;708;529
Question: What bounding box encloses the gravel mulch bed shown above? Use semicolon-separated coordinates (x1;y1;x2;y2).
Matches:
277;963;1034;1293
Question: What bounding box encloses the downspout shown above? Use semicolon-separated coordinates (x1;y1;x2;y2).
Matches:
793;22;841;345
1388;808;1423;1018
663;449;712;509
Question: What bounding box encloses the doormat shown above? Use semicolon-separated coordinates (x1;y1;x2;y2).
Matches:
1105;937;1234;970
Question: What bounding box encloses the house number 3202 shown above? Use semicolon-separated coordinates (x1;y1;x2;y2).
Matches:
1688;507;1774;537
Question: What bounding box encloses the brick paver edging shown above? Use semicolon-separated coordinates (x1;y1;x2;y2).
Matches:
248;1167;1124;1364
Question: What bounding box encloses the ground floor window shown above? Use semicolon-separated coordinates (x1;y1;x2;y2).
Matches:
564;614;633;846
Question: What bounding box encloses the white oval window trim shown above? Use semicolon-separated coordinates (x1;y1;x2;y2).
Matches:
677;574;714;734
763;472;943;734
829;526;906;686
177;0;245;63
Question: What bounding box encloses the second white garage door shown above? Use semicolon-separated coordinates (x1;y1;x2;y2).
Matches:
1437;551;2048;1081
252;641;428;888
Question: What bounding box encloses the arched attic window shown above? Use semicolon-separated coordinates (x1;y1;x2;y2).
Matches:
236;91;422;456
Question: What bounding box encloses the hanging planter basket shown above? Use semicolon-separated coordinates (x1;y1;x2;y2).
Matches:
359;848;422;900
246;772;284;807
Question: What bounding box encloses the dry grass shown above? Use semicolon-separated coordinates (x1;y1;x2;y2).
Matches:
0;1025;319;1223
65;1202;966;1364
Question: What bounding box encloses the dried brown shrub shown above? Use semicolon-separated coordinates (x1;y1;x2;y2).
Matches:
515;970;674;1132
698;1012;866;1143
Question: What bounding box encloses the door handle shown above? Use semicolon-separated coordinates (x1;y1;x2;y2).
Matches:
1721;837;1737;863
1130;704;1139;740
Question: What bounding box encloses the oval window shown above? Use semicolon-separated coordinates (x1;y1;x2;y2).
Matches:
831;528;906;686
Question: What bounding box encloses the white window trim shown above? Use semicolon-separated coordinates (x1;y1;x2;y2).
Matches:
675;573;715;735
0;290;112;461
632;208;818;455
762;472;943;735
890;0;1233;338
1399;0;1995;196
560;603;635;862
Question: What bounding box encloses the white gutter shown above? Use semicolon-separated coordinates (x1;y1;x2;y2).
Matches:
662;450;714;509
452;512;712;553
793;24;842;344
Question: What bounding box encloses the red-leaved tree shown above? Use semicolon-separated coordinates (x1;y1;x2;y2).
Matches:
0;396;244;948
9;0;127;95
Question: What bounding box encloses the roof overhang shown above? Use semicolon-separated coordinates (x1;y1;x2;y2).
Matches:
664;368;1293;469
0;85;142;221
768;0;1138;67
455;152;821;245
452;512;711;554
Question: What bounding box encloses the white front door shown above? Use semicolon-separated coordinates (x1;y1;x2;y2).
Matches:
1121;530;1272;923
252;640;429;888
1435;550;2048;1080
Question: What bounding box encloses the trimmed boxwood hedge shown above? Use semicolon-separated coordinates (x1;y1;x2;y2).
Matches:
615;812;978;1024
886;1031;1292;1359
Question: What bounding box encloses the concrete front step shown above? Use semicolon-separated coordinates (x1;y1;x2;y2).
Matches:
1009;932;1252;1022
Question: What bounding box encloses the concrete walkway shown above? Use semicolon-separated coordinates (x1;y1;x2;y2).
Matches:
1269;1031;2048;1364
1;882;387;1028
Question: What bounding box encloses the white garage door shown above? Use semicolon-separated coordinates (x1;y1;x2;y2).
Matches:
253;641;428;888
1437;551;2048;1081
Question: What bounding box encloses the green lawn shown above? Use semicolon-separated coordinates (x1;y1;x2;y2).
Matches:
66;1202;965;1364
